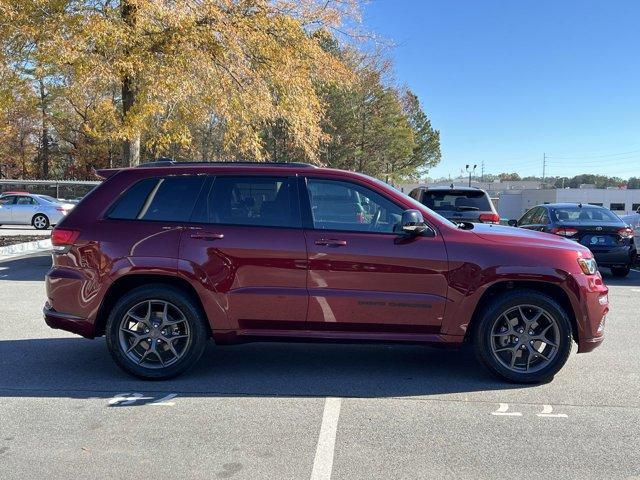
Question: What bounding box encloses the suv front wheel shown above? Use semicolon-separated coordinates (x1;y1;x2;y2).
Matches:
474;290;572;383
106;284;209;380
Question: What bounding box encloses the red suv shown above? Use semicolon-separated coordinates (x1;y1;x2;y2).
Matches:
44;162;608;383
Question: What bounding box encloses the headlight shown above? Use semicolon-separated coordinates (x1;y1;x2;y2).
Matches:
577;257;598;275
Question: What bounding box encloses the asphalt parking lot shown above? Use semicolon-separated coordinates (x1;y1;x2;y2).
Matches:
1;253;639;479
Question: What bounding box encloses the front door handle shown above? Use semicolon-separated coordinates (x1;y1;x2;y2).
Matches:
315;238;347;247
190;233;224;241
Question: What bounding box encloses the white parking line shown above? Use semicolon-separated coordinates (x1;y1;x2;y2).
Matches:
150;393;177;406
491;403;522;416
310;397;342;480
537;404;568;418
108;393;146;406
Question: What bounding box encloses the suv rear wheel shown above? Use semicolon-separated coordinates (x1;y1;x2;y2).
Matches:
473;290;572;383
106;284;208;380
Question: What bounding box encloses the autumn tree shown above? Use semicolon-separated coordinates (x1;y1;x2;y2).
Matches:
317;52;440;183
0;0;359;166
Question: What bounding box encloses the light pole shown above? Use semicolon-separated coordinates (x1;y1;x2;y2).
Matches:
466;164;477;187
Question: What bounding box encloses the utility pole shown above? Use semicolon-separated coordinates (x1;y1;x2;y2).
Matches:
481;161;485;183
466;164;477;187
542;152;547;186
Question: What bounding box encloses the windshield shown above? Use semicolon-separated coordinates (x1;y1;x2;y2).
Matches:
422;190;491;212
551;207;621;223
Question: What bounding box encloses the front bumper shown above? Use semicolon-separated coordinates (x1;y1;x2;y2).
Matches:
571;272;608;353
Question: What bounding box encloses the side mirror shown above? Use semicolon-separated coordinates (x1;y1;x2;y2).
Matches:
507;219;518;227
399;209;428;235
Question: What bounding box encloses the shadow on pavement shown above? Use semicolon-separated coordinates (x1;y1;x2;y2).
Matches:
600;267;640;287
0;253;51;281
0;337;525;400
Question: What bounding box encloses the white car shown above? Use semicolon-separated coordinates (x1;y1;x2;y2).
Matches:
620;210;640;244
0;193;75;229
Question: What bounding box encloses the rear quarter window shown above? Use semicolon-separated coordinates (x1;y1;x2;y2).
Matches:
108;176;205;222
107;178;158;220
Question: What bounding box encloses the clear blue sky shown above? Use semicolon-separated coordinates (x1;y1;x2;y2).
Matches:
362;0;640;180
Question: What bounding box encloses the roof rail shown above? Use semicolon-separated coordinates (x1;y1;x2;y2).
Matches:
136;158;317;169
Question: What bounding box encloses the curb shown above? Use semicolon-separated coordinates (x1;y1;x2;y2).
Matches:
0;239;52;261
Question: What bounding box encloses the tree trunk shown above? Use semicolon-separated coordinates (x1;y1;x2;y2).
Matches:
122;132;140;166
38;79;50;179
121;1;140;166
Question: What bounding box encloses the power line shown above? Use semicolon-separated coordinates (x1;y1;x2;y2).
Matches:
547;148;640;160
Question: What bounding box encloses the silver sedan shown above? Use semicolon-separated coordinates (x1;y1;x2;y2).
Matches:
0;193;74;229
620;211;640;240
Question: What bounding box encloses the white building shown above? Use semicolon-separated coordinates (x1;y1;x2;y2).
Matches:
498;188;640;220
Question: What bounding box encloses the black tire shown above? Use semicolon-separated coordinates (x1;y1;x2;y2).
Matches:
611;266;630;277
473;290;573;383
105;284;209;380
32;214;50;230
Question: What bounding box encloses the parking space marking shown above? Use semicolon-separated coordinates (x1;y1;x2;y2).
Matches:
310;397;342;480
537;404;568;418
107;393;178;406
149;393;177;406
491;403;522;416
108;393;146;406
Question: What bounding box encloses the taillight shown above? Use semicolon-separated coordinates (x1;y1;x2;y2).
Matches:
479;213;500;224
618;227;634;239
550;227;578;237
51;228;80;252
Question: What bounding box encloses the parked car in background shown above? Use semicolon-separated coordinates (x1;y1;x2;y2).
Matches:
44;161;608;383
620;208;640;258
0;193;75;229
509;203;636;277
409;185;500;224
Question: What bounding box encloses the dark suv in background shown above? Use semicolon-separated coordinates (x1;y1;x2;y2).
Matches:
409;186;500;224
45;162;608;383
509;203;636;277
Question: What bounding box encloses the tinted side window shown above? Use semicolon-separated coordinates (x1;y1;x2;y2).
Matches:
0;195;17;205
306;178;403;233
140;176;206;222
528;208;544;224
539;209;550;225
108;178;158;220
518;208;536;225
204;176;300;228
16;196;37;205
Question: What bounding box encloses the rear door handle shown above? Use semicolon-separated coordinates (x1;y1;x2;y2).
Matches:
315;238;347;247
190;233;224;241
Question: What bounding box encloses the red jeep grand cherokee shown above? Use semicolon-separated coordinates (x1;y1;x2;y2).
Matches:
44;161;608;383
